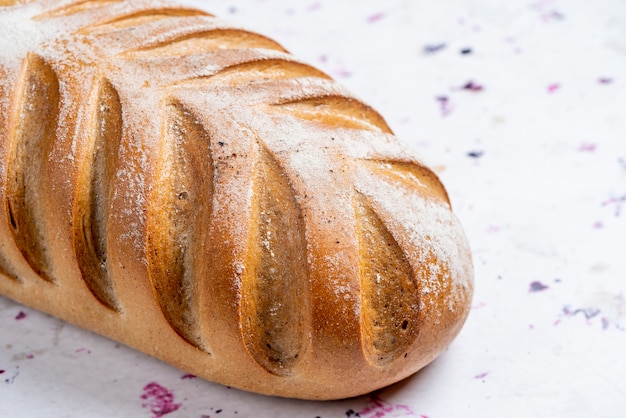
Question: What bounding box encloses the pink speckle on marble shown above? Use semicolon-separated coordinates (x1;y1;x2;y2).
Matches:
598;77;613;84
547;83;560;93
141;382;181;418
15;311;27;320
357;394;418;417
333;67;352;78
367;12;385;23
474;372;490;379
75;348;92;354
181;374;196;380
307;2;321;12
578;142;596;152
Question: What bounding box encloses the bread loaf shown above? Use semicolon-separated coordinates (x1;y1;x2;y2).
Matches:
0;0;473;400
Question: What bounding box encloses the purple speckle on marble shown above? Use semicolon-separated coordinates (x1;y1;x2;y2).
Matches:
467;150;484;158
542;10;565;21
602;195;625;217
181;373;197;380
435;95;453;117
474;371;490;379
529;281;549;292
558;303;624;330
461;80;484;92
141;382;181;418
423;43;446;54
15;311;27;320
598;77;613;84
534;2;565;22
563;305;601;320
4;366;19;384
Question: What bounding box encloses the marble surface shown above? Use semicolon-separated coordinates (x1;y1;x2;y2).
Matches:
1;0;625;417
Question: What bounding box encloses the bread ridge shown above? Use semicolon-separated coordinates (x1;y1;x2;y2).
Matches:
0;0;474;400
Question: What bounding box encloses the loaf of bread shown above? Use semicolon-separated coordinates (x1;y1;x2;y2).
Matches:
0;0;473;400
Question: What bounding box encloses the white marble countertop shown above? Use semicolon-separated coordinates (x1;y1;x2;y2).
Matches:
1;0;625;417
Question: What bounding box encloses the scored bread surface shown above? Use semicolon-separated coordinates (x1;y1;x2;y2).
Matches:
0;0;474;400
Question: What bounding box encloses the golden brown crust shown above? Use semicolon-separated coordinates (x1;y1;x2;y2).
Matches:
0;0;474;400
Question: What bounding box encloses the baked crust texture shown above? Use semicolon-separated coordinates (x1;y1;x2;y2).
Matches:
0;0;474;399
